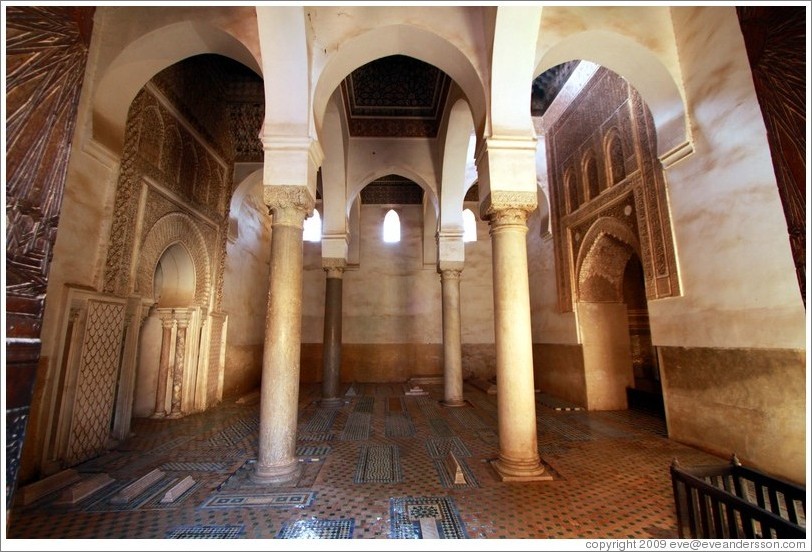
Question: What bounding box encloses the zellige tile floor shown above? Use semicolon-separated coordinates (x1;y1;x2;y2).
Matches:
7;382;725;543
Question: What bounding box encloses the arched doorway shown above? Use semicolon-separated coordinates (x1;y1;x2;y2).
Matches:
134;244;196;417
622;256;663;416
575;219;639;411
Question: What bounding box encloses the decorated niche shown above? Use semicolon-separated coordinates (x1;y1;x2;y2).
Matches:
103;85;231;310
545;66;680;312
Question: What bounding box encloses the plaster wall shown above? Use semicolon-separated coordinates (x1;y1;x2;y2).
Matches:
307;6;490;91
221;189;272;398
536;6;680;73
345;138;440;208
578;301;634;410
649;6;805;349
659;346;806;484
299;202;496;383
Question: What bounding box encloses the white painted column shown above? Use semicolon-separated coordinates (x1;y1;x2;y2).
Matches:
253;186;313;485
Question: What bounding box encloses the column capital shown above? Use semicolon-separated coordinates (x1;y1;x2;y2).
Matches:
439;267;462;280
480;190;537;224
173;309;192;328
157;309;175;328
263;185;315;227
323;257;346;279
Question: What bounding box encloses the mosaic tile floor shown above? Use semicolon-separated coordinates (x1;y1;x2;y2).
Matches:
7;382;726;542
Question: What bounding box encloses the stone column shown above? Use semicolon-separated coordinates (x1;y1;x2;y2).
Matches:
167;310;190;419
152;310;175;418
253;186;314;485
483;198;549;481
321;261;345;408
440;267;465;407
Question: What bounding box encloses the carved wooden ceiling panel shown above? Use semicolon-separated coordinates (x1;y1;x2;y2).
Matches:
361;175;424;205
341;55;452;138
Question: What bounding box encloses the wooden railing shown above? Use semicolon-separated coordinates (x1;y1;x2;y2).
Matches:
671;455;806;539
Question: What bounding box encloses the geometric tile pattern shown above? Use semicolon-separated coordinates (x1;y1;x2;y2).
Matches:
200;491;316;509
415;396;441;419
432;457;479;489
295;445;332;459
159;461;229;472
340;412;372;441
8;382;726;540
354;396;374;413
449;407;490;431
354;445;402;484
166;525;245;539
206;416;259;447
536;413;593;441
301;408;338;435
425;437;471;459
428;418;455;438
276;519;355;539
66;300;126;465
385;415;415;438
389;496;468;539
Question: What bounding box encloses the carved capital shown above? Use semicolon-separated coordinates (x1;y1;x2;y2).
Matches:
440;268;462;281
157;309;175;328
173;309;192;328
480;190;537;222
263;185;314;227
323;257;346;279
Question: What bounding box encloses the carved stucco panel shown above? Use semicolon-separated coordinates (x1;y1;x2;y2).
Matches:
136;212;212;309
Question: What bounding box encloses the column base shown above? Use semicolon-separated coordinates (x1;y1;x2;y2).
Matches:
490;457;553;482
150;412;166;419
250;460;301;486
319;397;344;409
440;399;467;408
165;411;183;419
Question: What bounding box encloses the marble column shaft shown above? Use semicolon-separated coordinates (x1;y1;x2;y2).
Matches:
321;266;344;408
487;206;547;480
168;311;190;419
254;187;312;485
152;313;175;418
441;268;465;407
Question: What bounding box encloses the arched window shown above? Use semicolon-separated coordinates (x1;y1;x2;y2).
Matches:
383;209;401;243
565;168;579;214
303;209;322;242
607;134;626;186
584;153;600;201
463;208;477;242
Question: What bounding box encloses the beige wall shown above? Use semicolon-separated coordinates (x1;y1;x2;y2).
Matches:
221;187;271;398
650;7;805;350
300;202;496;383
660;346;806;485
